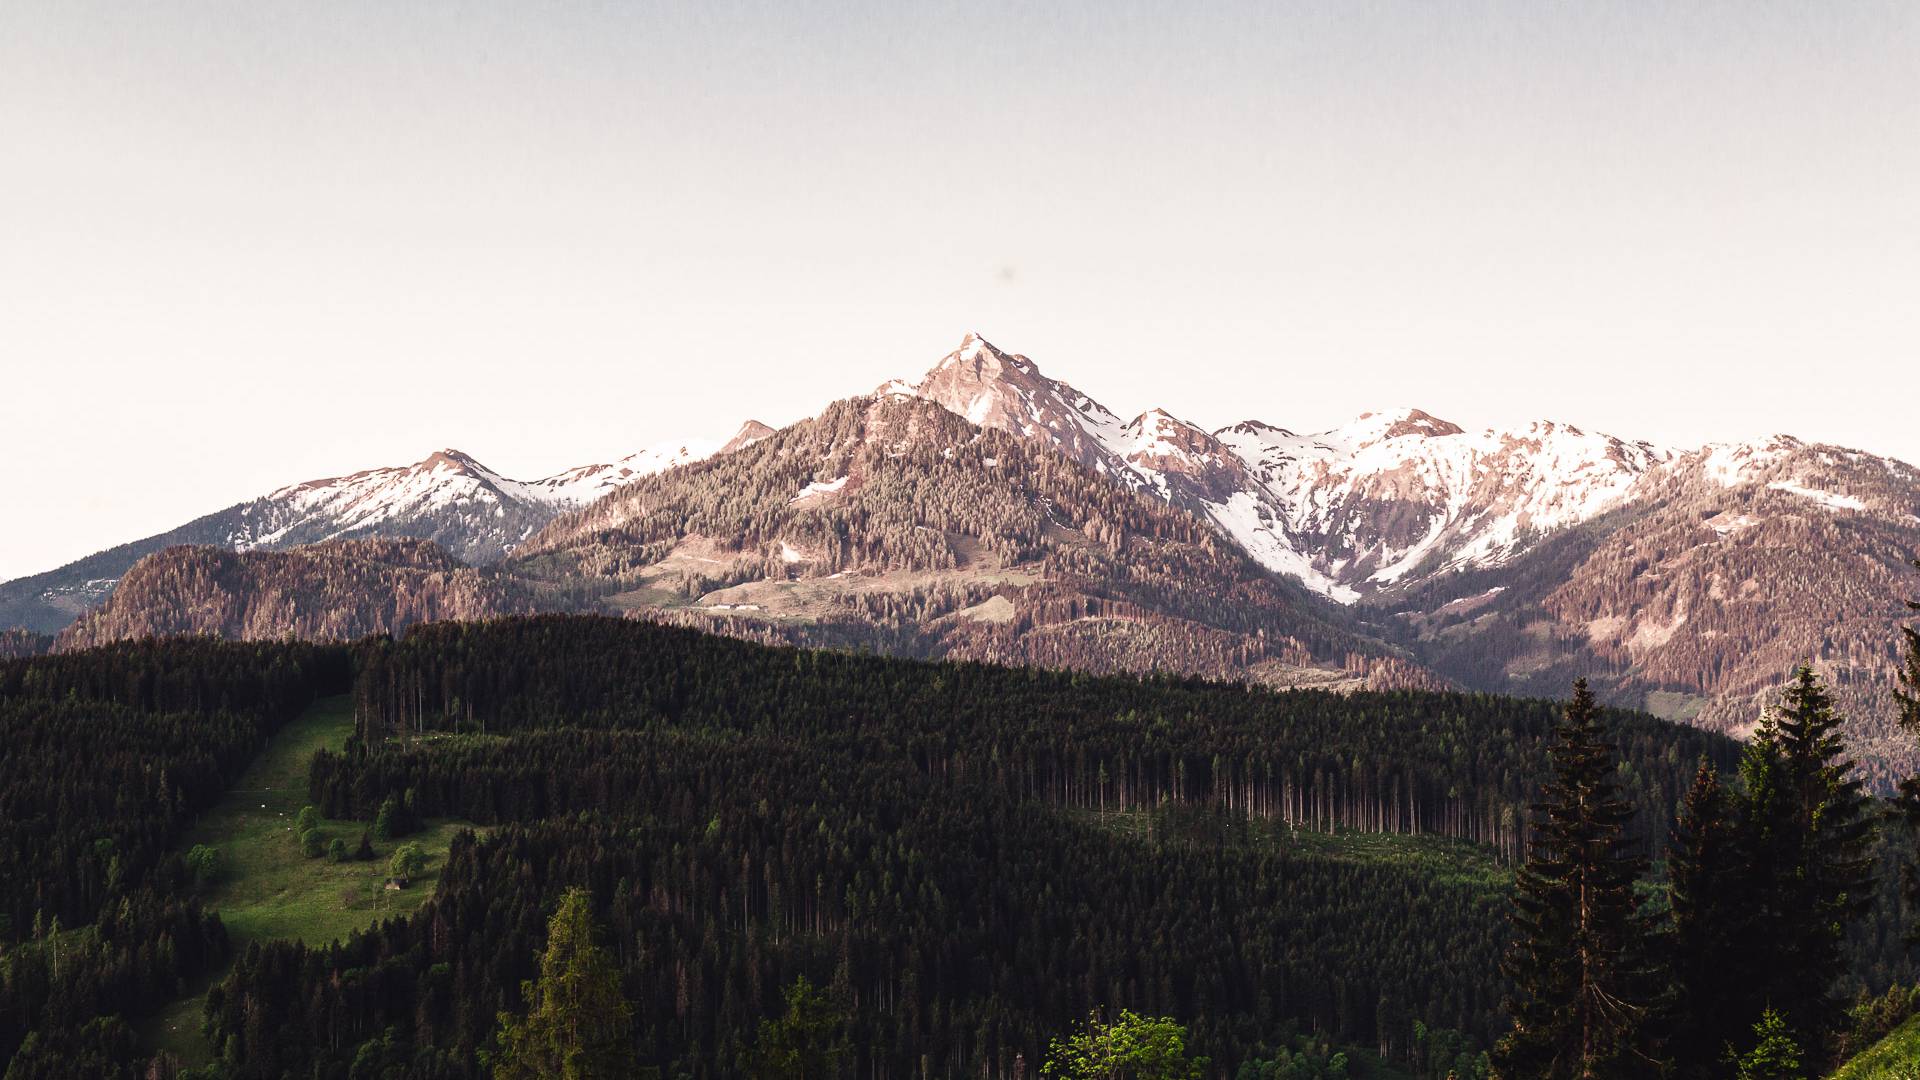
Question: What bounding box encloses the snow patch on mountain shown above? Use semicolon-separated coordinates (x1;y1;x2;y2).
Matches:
1767;480;1866;512
1201;491;1360;602
790;476;850;504
1697;437;1800;486
531;438;726;506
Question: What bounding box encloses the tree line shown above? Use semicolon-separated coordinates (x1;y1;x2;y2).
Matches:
347;615;1736;865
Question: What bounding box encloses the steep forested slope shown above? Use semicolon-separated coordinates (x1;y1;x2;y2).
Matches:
55;538;549;650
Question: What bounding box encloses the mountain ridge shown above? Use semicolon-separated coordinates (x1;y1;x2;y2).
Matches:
0;420;773;632
9;331;1919;773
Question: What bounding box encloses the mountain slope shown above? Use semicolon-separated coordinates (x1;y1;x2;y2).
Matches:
55;538;543;650
1382;435;1920;782
1212;410;1670;599
512;393;1433;689
889;333;1920;771
20;331;1920;772
896;334;1673;605
0;424;769;632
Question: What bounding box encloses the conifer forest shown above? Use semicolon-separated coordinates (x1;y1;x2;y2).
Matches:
1;604;1917;1078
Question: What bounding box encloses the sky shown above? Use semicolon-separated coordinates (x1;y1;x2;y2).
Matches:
2;1;1917;582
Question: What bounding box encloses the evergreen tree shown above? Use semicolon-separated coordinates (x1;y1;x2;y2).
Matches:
744;976;851;1080
373;794;398;841
1666;760;1749;1079
1739;667;1877;1054
1041;1008;1207;1080
1730;1009;1803;1080
489;887;636;1079
1493;679;1661;1080
1895;562;1920;946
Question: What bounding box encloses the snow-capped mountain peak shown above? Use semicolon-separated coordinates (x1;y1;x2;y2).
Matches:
1326;407;1466;450
217;425;761;565
903;332;1131;472
890;334;1690;602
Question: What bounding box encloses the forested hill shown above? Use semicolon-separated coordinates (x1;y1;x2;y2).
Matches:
348;614;1736;860
201;613;1735;1077
2;617;1854;1079
54;539;548;651
0;638;353;1075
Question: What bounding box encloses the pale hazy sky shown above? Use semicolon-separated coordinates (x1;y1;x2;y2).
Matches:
3;2;1917;582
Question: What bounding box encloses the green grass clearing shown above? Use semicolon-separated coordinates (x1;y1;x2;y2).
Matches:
139;696;478;1065
1645;690;1709;724
1832;1015;1920;1079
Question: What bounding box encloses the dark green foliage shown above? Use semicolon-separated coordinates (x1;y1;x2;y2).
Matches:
209;615;1729;1078
184;844;222;889
1235;1043;1354;1080
0;890;227;1073
0;635;349;718
1666;761;1750;1078
1662;667;1894;1079
354;826;375;862
1834;983;1920;1065
744;977;851;1080
1896;562;1920;946
227;753;1517;1077
372;793;398;841
1493;680;1661;1079
489;887;636;1079
1041;1008;1206;1080
1730;1009;1802;1080
327;837;349;863
0;1015;144;1080
1738;668;1878;1054
340;615;1734;865
0;637;349;1072
202;611;1735;1068
387;842;425;881
3;615;1893;1079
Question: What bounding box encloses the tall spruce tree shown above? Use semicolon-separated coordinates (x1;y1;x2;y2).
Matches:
490;887;637;1079
1737;667;1876;1059
1666;760;1750;1079
1896;561;1920;946
1493;679;1661;1080
744;976;852;1080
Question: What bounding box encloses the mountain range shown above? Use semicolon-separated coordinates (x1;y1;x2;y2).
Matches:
12;333;1920;777
0;421;774;632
